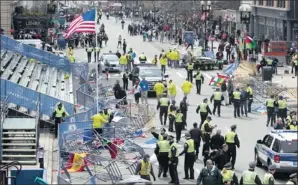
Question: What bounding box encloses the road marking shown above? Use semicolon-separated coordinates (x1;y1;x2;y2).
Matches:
176;72;186;78
203;73;212;79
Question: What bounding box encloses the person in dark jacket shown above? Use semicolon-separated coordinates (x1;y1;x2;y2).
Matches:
240;87;248;117
274;117;284;130
214;144;230;170
113;80;121;99
210;129;225;150
227;79;234;105
221;80;229;106
180;97;188;130
197;159;222;185
189;122;202;160
115;50;121;58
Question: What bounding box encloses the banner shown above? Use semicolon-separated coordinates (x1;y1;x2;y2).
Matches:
64;105;97;123
1;79;74;117
71;62;89;79
184;31;194;45
1;35;71;72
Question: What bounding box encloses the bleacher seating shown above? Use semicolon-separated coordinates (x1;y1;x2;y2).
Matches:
0;51;74;120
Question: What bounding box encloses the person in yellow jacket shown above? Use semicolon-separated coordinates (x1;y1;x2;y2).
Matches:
68;46;73;56
154;80;165;101
68;54;75;63
152;54;158;65
135;154;156;181
263;165;276;184
91;110;108;135
221;162;238;185
119;53;128;72
166;49;172;67
181;79;193;98
168;80;177;101
160;54;168;73
52;103;69;138
171;49;180;68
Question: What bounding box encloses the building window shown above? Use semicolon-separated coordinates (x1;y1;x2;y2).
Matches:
267;0;274;6
259;0;264;5
277;0;285;8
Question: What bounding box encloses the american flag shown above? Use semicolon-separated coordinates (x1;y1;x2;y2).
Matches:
64;9;96;39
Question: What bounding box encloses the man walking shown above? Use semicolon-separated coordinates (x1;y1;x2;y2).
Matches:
139;77;149;104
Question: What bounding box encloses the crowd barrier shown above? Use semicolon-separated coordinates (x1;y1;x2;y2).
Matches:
76;83;95;110
223;62;239;75
1;35;71;72
1;79;74;117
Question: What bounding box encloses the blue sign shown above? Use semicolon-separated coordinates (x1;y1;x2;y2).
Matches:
1;35;71;72
184;31;194;45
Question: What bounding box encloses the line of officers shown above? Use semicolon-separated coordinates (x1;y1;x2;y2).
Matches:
143;128;298;185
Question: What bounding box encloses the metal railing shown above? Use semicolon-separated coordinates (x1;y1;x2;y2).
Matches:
0;96;8;161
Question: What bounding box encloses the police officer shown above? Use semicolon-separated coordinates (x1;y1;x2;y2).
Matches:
86;47;93;63
135;154;156;181
189;122;202;160
194;69;204;94
52;103;69;138
187;62;194;83
232;87;241;118
221;162;238;185
155;134;170;178
210;88;224;117
246;84;254;112
196;98;212;129
168;135;179;184
168;100;177;132
175;109;184;143
180;97;188;130
277;96;287;125
139;52;147;62
225;125;240;170
266;95;277;127
157;93;170;125
201;116;217;151
263;165;276;184
288;120;297;130
240;162;262;185
179;133;195;180
94;46;100;62
91;110;106;135
286;173;297;185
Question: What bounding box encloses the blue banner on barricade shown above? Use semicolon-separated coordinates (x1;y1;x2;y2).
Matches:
39;93;74;117
5;80;39;111
1;79;74;117
64;105;97;122
71;63;89;79
59;121;92;136
1;35;70;72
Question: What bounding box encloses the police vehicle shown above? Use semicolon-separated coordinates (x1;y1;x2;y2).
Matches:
254;130;297;173
129;64;168;96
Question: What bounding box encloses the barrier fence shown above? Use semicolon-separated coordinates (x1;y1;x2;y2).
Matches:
0;96;8;161
1;79;74;118
1;35;71;72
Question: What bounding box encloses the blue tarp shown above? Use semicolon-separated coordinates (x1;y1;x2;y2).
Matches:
184;31;194;45
1;35;71;72
1;79;74;117
145;137;157;144
223;62;238;75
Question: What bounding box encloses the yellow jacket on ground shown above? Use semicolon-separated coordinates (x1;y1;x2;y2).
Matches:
168;82;177;96
119;55;128;65
181;81;193;94
154;82;165;96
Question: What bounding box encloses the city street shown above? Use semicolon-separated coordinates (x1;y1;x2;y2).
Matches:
70;16;289;183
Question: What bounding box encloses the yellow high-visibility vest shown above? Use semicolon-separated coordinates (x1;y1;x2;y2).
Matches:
196;72;202;80
168;105;176;116
289;125;297;130
278;100;287;109
159;98;169;106
168;143;179;158
187;63;194;70
241;170;257;184
91;114;105;128
158;134;164;141
55;108;65;118
175;113;183;123
139;160;151;175
199;103;207;113
160;57;167;65
233;91;241;100
222;170;235;182
266;99;275;108
225;131;236;143
214;92;222;101
263;173;274;184
246;87;253;95
158;140;170;153
186;139;195;153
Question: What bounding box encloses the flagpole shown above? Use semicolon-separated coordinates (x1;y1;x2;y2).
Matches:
95;8;99;113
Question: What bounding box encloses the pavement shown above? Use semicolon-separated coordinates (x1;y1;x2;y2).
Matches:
43;16;292;184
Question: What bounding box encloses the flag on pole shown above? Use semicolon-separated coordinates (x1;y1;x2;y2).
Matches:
64;9;96;39
245;36;256;49
209;74;229;87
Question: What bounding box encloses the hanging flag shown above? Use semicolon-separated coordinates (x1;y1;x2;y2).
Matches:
245;35;256;49
209;74;229;87
64;9;96;39
201;12;209;21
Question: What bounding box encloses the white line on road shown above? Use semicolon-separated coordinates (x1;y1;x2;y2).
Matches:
176;72;186;78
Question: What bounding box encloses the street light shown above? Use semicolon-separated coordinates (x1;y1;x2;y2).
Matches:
239;4;252;59
201;0;212;50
